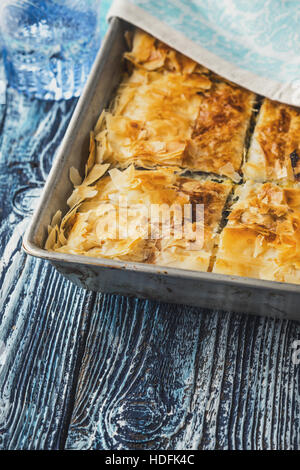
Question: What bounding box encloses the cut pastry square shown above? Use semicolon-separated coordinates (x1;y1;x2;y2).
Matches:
243;98;300;182
94;28;212;170
46;165;232;272
95;66;211;169
185;81;256;181
152;173;232;270
213;180;300;284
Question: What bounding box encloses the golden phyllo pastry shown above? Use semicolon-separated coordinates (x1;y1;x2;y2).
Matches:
186;81;255;181
94;29;254;180
95;68;209;168
46;165;232;272
123;28;209;74
244;99;300;182
213;181;300;284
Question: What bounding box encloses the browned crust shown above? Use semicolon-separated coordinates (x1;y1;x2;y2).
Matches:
253;99;300;181
98;29;255;181
47;165;232;271
214;181;300;283
185;81;255;178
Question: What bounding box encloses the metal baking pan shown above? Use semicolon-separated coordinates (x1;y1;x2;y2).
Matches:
23;17;300;321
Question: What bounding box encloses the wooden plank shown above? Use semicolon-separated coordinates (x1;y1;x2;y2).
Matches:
66;298;300;450
0;87;94;449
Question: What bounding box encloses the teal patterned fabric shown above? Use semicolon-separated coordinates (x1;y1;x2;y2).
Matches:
122;0;300;84
100;0;114;36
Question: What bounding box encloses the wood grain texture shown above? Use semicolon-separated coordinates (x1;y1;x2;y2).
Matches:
66;296;300;450
0;86;95;449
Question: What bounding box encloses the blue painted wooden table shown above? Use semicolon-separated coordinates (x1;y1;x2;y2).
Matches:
0;6;300;451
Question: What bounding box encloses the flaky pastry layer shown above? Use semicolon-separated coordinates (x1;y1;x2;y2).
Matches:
94;29;255;180
46;165;232;271
213;180;300;284
244;99;300;183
